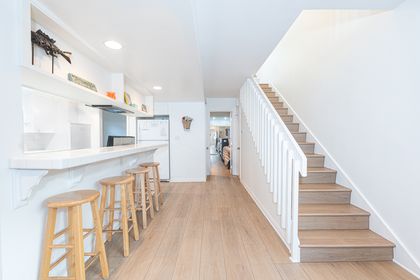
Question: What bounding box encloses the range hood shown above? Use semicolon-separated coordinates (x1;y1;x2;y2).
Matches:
87;105;134;114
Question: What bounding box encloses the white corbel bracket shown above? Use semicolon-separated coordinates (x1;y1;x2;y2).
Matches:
67;166;86;188
12;169;49;209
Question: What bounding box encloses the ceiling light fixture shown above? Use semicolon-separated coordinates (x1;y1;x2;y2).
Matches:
104;40;122;50
153;86;163;91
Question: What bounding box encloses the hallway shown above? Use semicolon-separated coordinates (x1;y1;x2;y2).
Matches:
86;176;415;280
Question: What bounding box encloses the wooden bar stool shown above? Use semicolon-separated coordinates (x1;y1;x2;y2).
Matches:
126;167;155;229
140;162;163;211
99;175;139;257
40;190;109;280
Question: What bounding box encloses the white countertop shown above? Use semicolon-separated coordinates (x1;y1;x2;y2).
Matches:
9;141;167;170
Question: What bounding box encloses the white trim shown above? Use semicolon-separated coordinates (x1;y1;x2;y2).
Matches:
170;177;206;183
394;260;420;279
268;81;420;276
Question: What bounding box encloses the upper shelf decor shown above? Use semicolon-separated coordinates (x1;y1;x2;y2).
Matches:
31;29;72;74
182;116;193;130
124;92;132;105
68;73;97;92
141;104;148;113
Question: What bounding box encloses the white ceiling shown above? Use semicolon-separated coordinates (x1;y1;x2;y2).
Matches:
38;0;403;101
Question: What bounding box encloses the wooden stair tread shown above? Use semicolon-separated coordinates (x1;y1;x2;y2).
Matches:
307;167;337;173
299;204;369;216
299;230;395;248
299;183;351;192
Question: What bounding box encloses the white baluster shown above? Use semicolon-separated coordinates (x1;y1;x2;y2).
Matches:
291;159;301;262
281;142;288;228
286;152;293;244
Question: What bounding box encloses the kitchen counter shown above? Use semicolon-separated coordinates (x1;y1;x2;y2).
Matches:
9;141;168;170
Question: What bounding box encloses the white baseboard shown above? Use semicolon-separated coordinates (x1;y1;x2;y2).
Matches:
267;81;420;277
170;177;206;183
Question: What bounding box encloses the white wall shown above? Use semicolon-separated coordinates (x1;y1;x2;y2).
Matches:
154;102;206;182
258;1;420;275
0;1;22;279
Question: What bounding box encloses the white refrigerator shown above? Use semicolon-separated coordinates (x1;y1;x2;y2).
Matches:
137;117;170;181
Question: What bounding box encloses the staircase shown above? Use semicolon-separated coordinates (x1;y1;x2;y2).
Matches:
259;83;395;262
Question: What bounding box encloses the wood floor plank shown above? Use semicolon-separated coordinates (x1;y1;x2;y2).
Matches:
199;178;227;280
109;187;184;280
275;263;310;280
233;204;282;280
351;262;419;280
220;207;254;280
172;187;204;280
143;193;193;280
301;263;345;280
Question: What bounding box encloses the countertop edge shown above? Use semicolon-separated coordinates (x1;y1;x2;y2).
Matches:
9;142;168;170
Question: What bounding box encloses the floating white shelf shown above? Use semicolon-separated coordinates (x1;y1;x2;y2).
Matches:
20;65;153;117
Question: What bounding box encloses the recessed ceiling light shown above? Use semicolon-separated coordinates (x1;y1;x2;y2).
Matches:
104;40;122;50
153;86;162;91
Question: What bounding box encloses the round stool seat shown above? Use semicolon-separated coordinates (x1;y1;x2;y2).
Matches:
46;190;99;208
126;167;149;174
140;162;160;168
99;175;134;186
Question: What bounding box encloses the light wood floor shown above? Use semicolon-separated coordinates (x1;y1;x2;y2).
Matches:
210;154;231;177
86;176;417;280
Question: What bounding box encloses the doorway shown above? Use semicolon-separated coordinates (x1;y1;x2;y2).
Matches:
209;112;232;176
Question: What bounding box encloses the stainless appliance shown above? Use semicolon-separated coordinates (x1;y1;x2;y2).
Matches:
107;136;135;146
137;116;170;181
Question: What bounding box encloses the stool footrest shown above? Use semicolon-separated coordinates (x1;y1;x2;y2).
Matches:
49;250;72;271
83;228;95;239
49;244;73;249
104;207;134;211
53;227;70;239
102;224;134;233
85;254;99;270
